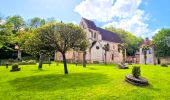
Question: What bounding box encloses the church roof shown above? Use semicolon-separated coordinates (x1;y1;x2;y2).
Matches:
97;27;122;43
82;18;122;43
82;18;97;30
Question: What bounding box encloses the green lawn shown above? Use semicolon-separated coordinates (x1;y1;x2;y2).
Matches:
0;63;170;100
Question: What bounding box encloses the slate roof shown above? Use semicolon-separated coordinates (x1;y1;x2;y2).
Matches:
82;18;97;30
97;27;123;43
82;18;122;43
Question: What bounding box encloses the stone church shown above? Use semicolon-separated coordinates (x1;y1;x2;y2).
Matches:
55;18;123;63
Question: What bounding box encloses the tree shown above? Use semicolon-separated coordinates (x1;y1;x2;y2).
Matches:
0;21;13;48
24;24;55;69
12;30;33;60
153;28;170;57
6;15;25;33
118;43;128;63
103;43;110;64
29;17;45;28
142;45;149;65
25;22;88;73
52;22;88;74
46;17;56;23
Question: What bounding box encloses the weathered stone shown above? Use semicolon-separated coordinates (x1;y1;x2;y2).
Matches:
125;74;148;86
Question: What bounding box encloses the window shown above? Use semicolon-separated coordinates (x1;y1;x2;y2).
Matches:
91;32;93;38
96;46;100;50
94;33;97;39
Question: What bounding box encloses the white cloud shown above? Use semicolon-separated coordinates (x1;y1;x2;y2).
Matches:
74;0;150;37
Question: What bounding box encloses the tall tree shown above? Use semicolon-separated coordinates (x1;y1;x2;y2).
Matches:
0;21;13;48
6;15;25;33
29;17;45;28
51;22;88;74
153;28;170;57
24;24;55;69
46;17;56;23
25;22;88;73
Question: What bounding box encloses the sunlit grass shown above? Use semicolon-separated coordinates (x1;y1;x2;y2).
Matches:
0;63;170;100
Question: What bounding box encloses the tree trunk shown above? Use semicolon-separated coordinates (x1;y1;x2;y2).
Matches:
122;51;125;63
48;56;51;66
144;53;147;65
89;49;92;63
38;54;44;69
62;53;68;74
83;51;86;67
105;51;107;65
124;49;126;63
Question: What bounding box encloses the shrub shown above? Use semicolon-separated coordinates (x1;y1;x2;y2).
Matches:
132;66;141;78
11;63;20;72
12;63;19;69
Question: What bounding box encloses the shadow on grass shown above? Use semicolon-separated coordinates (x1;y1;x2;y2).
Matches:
88;67;98;70
9;73;109;91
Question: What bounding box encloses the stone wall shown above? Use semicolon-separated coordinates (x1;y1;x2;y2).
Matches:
160;57;170;64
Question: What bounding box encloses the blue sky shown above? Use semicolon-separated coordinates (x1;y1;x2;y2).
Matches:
0;0;170;38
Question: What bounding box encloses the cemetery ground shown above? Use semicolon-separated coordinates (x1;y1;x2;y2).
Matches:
0;63;170;100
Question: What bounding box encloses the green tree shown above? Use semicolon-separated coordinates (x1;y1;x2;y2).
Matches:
0;21;13;48
24;24;55;69
6;15;25;33
46;17;56;23
153;28;170;57
25;22;88;74
29;17;45;28
52;22;88;74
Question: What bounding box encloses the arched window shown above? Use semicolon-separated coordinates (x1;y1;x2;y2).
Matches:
94;33;97;38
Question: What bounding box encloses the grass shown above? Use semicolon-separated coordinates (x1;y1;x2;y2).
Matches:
0;63;170;100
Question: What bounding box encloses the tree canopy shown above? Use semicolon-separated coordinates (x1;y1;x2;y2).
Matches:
28;17;45;29
6;15;25;33
24;22;89;74
153;28;170;57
